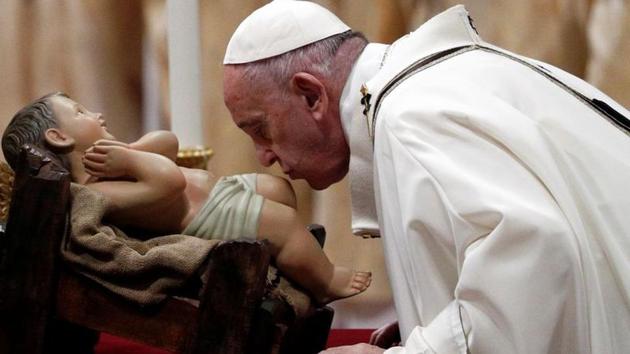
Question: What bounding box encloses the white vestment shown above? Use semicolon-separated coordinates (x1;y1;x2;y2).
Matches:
342;5;630;354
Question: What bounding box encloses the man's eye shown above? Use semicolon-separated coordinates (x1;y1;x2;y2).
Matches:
253;125;268;139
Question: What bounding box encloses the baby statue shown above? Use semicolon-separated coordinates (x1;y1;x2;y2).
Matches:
1;92;371;304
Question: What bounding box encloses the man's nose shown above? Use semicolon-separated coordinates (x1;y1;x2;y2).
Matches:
255;145;277;167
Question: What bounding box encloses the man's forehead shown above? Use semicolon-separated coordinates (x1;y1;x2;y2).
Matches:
224;69;259;103
223;65;249;90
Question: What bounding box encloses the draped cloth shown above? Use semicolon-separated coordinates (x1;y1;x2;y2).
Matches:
63;183;312;317
62;183;217;306
182;173;263;241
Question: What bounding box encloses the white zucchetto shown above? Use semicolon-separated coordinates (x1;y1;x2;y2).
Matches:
223;0;351;64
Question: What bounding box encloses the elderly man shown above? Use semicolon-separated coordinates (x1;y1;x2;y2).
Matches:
223;1;630;353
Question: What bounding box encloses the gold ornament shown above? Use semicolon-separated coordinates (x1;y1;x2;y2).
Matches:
175;146;214;170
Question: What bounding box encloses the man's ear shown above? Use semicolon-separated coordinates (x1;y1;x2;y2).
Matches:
290;72;328;121
44;128;75;150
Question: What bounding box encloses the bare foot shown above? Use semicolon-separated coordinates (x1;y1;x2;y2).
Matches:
316;267;372;304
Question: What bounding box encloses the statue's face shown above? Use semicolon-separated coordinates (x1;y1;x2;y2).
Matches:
223;66;349;190
49;96;115;151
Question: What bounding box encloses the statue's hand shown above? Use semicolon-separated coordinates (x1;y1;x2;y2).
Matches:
83;144;130;178
93;139;130;149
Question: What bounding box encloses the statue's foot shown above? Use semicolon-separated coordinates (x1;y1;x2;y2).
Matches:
316;267;371;304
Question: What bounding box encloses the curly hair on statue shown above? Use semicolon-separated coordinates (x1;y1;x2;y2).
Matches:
1;92;70;171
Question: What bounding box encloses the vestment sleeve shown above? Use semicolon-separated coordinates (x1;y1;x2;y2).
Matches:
373;80;582;353
384;302;471;354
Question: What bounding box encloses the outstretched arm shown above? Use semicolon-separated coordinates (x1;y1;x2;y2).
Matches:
82;144;186;221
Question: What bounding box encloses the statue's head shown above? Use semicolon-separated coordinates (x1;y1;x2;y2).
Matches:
2;92;69;170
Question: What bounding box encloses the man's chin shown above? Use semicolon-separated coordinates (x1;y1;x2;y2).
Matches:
303;172;346;190
307;180;329;191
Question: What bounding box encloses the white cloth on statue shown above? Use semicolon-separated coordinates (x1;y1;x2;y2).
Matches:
343;5;630;354
340;43;388;238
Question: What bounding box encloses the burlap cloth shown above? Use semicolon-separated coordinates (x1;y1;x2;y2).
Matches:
61;183;310;316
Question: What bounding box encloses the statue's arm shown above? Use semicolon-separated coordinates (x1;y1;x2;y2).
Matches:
129;130;179;162
83;145;186;218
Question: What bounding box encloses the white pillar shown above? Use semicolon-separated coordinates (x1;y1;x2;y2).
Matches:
166;0;203;148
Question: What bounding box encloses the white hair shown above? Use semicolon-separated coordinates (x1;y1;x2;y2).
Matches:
235;30;367;92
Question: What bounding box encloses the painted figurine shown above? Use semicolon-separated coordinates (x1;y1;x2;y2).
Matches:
1;92;371;304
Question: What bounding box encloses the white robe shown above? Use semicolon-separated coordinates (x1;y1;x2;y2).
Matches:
343;5;630;354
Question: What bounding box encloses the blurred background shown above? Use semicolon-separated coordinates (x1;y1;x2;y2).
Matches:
1;0;629;332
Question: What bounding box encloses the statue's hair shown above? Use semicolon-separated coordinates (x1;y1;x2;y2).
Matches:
2;92;69;170
233;30;367;93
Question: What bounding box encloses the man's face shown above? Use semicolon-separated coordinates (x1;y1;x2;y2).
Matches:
223;66;350;190
50;96;116;151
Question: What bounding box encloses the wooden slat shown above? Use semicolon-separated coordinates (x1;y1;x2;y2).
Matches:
56;241;272;354
187;240;270;354
56;269;198;352
279;306;334;354
0;146;70;354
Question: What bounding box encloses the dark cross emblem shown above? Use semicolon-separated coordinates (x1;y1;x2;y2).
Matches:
360;84;372;116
